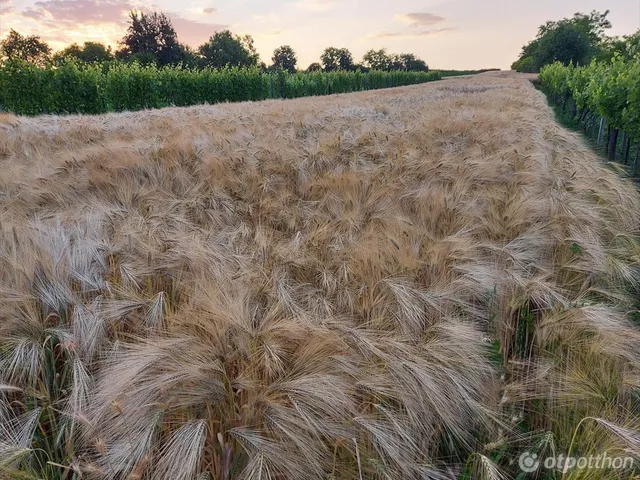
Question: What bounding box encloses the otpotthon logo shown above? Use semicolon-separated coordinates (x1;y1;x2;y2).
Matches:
519;452;540;473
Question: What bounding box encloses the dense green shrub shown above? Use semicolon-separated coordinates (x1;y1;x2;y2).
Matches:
0;60;442;115
0;60;56;115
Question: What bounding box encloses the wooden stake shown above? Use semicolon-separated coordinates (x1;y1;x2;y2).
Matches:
597;117;606;146
607;128;619;161
621;132;630;165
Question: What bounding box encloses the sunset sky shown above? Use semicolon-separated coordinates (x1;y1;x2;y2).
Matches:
0;0;639;69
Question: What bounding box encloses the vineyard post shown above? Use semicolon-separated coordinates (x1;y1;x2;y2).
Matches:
621;132;629;165
583;110;593;135
597;118;606;146
607;128;619;161
579;108;587;123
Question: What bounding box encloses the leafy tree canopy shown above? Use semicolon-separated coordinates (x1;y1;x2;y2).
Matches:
118;11;183;66
600;30;640;61
0;29;51;66
271;45;297;73
54;42;113;64
363;49;391;70
363;49;428;72
198;30;259;69
321;47;354;71
395;53;428;72
512;10;611;72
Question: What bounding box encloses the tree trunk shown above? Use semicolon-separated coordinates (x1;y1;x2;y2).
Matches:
597;117;606;146
608;128;619;161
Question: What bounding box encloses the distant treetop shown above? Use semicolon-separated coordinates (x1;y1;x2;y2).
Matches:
511;10;619;73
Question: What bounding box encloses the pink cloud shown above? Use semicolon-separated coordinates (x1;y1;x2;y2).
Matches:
397;12;446;27
374;27;456;39
16;0;227;47
1;0;15;15
22;0;134;26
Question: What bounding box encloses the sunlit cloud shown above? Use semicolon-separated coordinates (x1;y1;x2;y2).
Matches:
21;0;133;27
7;0;226;49
395;12;446;27
374;12;452;40
203;7;216;14
372;27;456;39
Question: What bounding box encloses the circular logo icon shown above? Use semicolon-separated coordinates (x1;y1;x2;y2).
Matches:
519;452;540;473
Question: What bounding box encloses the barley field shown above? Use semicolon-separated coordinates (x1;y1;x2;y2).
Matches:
1;72;639;479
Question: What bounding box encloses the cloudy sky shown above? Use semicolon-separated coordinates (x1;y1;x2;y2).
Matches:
0;0;639;69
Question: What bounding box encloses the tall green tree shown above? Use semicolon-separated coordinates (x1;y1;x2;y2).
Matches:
271;45;297;73
600;30;640;61
396;53;428;72
118;11;183;66
363;49;391;70
54;42;113;64
512;10;611;72
533;25;592;67
554;10;611;45
0;29;51;65
363;49;428;72
79;42;114;63
320;47;354;71
198;30;259;68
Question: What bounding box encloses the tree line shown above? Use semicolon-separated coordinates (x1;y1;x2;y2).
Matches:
512;10;639;73
0;10;430;73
